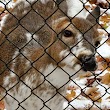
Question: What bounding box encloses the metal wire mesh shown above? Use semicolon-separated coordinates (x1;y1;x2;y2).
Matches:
0;0;110;110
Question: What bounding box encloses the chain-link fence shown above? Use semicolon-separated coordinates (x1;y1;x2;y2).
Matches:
0;0;110;110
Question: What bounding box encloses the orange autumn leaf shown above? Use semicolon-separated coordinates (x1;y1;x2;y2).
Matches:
87;78;96;86
100;15;110;23
100;73;110;85
79;72;92;78
66;90;76;101
0;7;5;12
107;68;110;72
13;0;17;2
67;86;76;90
85;87;101;102
97;62;108;71
96;56;104;62
86;87;98;95
0;100;5;110
106;38;110;46
96;56;110;63
89;0;97;4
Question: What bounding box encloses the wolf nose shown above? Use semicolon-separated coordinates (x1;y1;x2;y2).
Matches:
80;55;97;71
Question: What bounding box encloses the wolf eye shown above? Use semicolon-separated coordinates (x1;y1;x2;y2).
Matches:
95;41;100;47
63;30;73;37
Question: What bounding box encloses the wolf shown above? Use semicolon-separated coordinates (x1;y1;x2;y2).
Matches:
0;0;100;109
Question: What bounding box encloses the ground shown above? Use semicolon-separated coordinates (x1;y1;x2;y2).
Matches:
0;0;110;110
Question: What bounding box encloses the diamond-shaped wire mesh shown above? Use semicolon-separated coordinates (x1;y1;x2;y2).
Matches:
0;0;110;110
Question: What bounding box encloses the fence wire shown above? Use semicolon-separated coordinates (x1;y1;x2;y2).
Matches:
0;0;110;110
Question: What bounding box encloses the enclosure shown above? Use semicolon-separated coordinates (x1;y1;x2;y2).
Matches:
0;0;110;110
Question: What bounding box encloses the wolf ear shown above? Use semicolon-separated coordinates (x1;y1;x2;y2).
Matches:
56;0;68;14
86;6;100;27
56;0;63;4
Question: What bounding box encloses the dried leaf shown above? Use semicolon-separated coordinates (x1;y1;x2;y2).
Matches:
67;86;76;90
107;68;110;72
97;62;108;71
100;73;110;85
106;96;110;100
85;87;101;101
0;96;4;110
66;90;76;101
89;0;109;9
79;72;92;78
89;0;97;4
0;100;5;110
96;0;109;9
13;0;17;2
97;98;102;103
87;78;95;86
86;87;98;95
96;56;104;62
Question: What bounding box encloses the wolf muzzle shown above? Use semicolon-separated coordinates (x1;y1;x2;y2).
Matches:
80;55;97;71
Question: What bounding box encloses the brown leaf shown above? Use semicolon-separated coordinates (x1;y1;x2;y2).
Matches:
96;0;109;9
79;72;92;79
87;78;95;86
13;0;17;2
89;0;97;4
100;73;110;85
66;90;76;101
86;87;98;95
0;96;4;110
67;86;76;90
89;0;109;9
97;61;108;71
85;87;101;101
